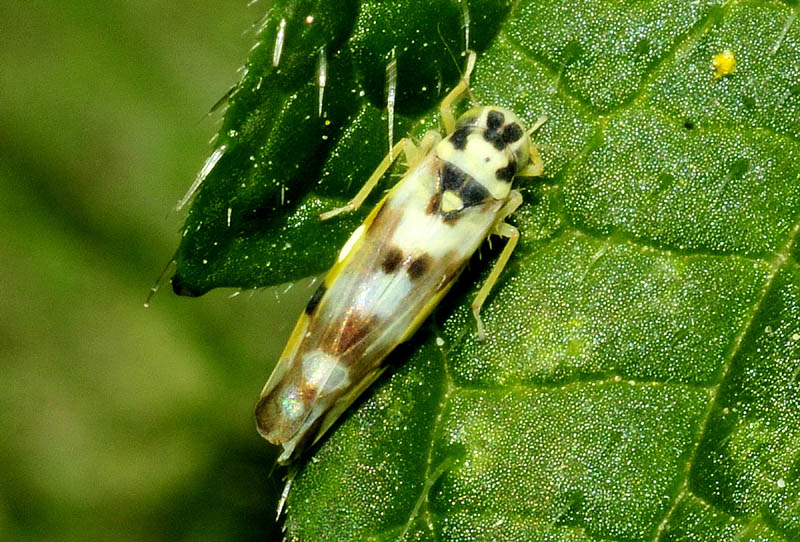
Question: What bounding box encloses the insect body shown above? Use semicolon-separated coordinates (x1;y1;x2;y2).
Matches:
256;51;544;464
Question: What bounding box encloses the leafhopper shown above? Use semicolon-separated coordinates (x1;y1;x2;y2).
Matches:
256;51;545;464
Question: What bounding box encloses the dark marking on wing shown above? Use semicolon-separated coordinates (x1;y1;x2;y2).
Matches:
305;283;327;315
336;314;372;353
450;127;470;150
370;198;403;233
371;199;390;227
460;180;491;207
381;247;404;274
437;250;467;291
408;254;432;280
495;160;516;182
501;123;523;144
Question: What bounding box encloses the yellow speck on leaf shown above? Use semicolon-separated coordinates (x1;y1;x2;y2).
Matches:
712;50;736;79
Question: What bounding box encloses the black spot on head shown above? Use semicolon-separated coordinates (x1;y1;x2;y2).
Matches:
305;283;327;315
450;127;470;150
441;162;467;191
460;179;491;207
487;110;504;130
407;254;432;280
483;131;505;150
495;160;516;182
501;123;523;144
381;247;404;274
483;111;510;150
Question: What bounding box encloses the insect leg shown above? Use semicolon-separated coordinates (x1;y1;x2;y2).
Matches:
517;145;544;177
402;130;439;168
320;138;408;220
320;133;439;220
471;189;523;340
440;49;477;134
517;115;548;177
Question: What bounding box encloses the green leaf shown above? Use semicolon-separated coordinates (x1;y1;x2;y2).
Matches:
173;0;800;539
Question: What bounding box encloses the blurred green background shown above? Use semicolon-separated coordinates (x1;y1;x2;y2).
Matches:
0;1;298;539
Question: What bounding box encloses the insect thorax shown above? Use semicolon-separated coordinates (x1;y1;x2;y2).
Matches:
436;106;530;203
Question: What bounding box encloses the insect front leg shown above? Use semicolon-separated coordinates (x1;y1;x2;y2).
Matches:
517;145;545;178
471;189;523;341
440;50;477;134
517;115;548;178
320;132;439;220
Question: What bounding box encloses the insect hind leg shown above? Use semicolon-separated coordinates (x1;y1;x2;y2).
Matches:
471;189;523;340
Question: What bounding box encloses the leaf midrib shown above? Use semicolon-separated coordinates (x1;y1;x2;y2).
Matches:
651;215;800;540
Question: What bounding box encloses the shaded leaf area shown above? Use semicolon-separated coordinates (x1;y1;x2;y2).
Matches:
173;0;800;540
173;0;514;295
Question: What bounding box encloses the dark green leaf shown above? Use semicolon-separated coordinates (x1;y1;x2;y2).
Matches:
174;0;800;539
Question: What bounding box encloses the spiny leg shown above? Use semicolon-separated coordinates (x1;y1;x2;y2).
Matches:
471;189;523;340
320;131;439;220
440;49;477;134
